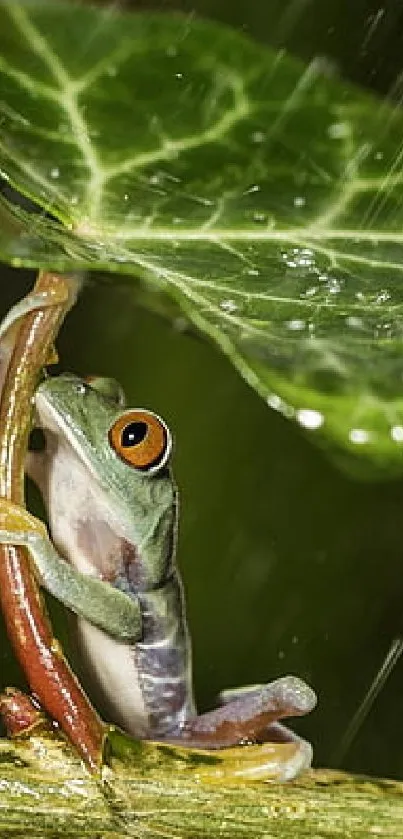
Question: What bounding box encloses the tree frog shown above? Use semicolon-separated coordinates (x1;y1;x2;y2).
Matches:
0;300;316;781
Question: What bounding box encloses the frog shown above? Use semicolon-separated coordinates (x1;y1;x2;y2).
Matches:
0;294;316;780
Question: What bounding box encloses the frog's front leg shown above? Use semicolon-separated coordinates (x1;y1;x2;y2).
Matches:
166;676;316;779
0;499;142;642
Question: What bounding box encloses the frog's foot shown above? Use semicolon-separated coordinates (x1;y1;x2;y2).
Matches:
175;676;315;773
161;677;315;781
0;497;48;540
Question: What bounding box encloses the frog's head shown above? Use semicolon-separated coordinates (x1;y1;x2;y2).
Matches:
33;374;177;588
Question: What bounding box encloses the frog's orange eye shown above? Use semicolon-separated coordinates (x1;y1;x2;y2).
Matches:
108;410;171;473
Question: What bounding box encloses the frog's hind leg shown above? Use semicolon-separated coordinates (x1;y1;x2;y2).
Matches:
161;677;316;781
169;676;316;778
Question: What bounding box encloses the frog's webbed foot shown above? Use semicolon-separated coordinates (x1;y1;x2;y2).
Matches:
173;676;316;780
0;499;142;642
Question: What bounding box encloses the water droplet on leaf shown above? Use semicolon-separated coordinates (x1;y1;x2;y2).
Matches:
297;409;324;430
349;428;370;444
391;426;403;442
328;122;350;139
243;184;260;195
220;299;238;313
287;319;305;331
346;316;363;329
251;130;265;143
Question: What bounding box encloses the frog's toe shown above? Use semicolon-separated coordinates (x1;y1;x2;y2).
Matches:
273;737;313;781
264;675;317;717
177;736;313;784
0;498;47;538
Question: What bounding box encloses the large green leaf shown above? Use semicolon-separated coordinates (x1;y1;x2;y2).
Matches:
1;2;403;472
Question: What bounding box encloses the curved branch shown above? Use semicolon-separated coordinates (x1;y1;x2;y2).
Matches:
0;272;106;770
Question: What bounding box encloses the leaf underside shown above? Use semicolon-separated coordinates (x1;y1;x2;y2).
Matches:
1;2;403;473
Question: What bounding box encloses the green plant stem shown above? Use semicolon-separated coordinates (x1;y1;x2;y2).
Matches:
0;729;402;838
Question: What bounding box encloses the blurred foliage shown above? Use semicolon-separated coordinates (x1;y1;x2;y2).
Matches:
121;0;403;95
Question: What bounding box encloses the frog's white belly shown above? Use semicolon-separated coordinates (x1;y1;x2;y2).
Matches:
74;587;194;739
75;619;149;737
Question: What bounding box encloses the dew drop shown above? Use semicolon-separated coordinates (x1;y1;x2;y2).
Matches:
286;319;305;331
328;122;350;139
252;211;267;223
149;173;161;186
375;289;391;304
391;425;403;442
50;167;59;179
349;428;370;444
328;279;341;294
267;393;294;418
220;299;238;313
293;196;306;207
175;72;183;79
251;130;265;143
297;409;324;430
267;394;283;411
346;316;363;329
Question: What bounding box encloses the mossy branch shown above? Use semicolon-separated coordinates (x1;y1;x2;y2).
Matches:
0;728;402;838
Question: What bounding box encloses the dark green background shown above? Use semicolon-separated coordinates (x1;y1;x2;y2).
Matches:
2;0;403;780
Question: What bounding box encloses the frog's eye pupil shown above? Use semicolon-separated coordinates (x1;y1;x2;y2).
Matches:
121;421;147;448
